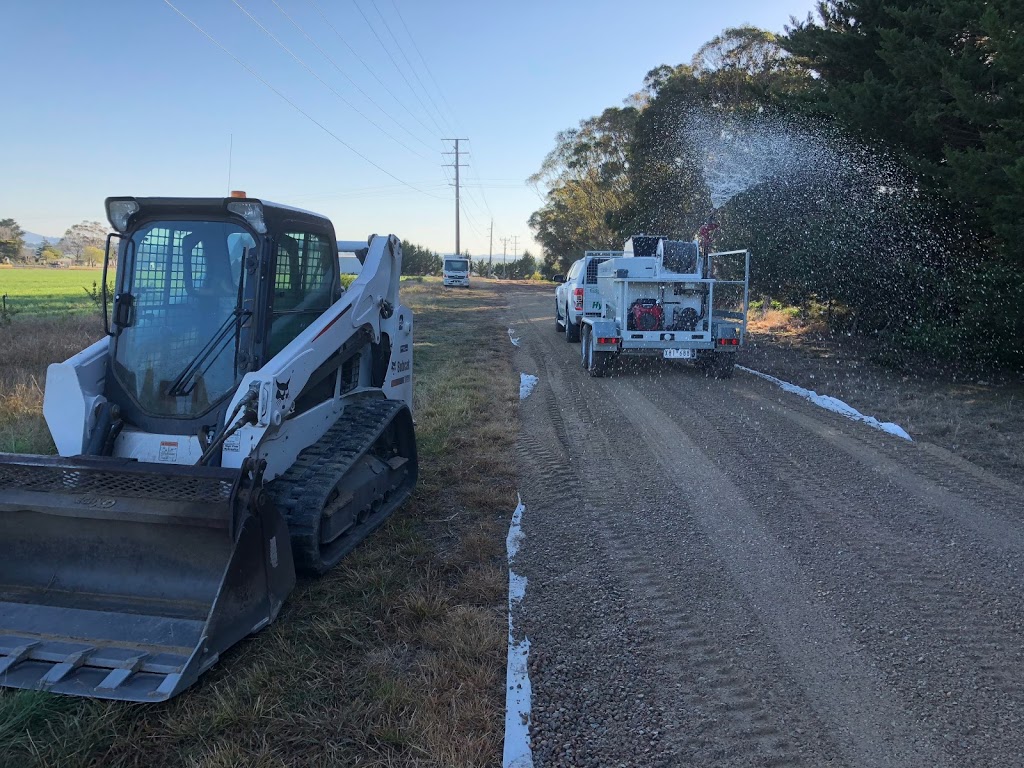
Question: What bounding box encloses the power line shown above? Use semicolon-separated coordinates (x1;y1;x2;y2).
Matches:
375;2;500;240
307;0;440;140
161;0;444;199
350;0;446;136
463;146;495;220
376;4;497;234
283;184;450;203
230;0;426;159
389;0;462;133
458;194;488;239
267;0;436;153
458;184;493;225
369;0;455;136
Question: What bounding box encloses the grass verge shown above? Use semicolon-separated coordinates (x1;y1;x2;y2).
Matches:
0;280;518;768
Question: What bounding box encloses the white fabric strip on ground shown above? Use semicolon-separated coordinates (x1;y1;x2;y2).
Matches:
738;365;912;441
504;495;534;768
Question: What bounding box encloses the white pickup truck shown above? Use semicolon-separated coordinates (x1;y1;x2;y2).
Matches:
578;235;749;378
553;251;618;342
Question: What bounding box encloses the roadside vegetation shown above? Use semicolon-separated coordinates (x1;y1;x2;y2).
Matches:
529;0;1024;373
0;278;517;768
743;297;1024;481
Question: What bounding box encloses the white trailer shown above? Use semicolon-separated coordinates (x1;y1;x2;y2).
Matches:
579;235;749;378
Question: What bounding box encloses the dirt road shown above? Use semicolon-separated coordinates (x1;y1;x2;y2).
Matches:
506;283;1024;768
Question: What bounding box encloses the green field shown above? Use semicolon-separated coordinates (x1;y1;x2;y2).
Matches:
0;268;106;317
0;269;433;318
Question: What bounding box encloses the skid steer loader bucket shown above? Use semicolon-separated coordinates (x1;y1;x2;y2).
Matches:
0;454;295;702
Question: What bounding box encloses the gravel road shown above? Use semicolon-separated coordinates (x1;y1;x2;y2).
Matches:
506;283;1024;768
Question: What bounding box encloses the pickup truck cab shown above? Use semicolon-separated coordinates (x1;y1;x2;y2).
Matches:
554;251;619;343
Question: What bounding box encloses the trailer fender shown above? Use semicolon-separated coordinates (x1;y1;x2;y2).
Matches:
585;319;620;351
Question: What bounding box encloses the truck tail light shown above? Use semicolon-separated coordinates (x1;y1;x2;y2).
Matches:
597;337;619;345
573;287;584;311
717;337;740;346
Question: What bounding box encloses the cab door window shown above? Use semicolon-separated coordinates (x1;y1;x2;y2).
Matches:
268;231;337;358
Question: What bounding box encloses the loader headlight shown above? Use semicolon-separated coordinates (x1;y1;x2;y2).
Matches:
226;200;267;234
105;199;140;232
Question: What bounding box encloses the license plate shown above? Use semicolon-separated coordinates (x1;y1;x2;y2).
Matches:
663;348;695;359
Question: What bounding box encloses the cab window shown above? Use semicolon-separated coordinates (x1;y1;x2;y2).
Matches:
268;230;337;358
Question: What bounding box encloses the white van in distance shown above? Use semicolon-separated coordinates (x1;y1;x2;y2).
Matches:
443;256;470;287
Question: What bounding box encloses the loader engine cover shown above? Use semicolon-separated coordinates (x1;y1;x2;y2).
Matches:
628;299;664;331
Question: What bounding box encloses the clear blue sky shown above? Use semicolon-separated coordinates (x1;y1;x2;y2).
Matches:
1;0;816;258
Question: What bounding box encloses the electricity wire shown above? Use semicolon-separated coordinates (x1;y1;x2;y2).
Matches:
230;0;426;159
267;0;436;153
389;0;462;133
161;0;445;199
369;0;455;136
349;0;446;136
306;0;440;140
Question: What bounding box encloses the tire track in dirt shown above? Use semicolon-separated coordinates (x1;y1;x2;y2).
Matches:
508;287;846;767
598;377;950;766
510;310;680;767
625;350;1024;766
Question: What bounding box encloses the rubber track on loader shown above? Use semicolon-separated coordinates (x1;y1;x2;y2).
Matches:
266;398;414;574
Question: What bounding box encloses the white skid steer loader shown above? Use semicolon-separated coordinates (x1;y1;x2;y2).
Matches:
0;195;418;701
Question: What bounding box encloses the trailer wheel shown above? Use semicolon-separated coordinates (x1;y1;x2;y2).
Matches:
583;328;609;377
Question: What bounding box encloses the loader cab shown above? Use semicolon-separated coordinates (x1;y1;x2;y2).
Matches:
104;196;340;438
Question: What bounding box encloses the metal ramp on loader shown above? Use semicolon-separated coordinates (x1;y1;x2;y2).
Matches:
0;454;294;701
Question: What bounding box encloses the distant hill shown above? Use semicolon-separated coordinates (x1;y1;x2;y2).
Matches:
22;231;61;247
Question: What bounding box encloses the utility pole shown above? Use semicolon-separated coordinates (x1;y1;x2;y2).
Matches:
488;219;493;276
500;237;510;279
443;138;468;256
511;235;520;259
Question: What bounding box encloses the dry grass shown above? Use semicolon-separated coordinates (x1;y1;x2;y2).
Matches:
0;282;519;768
0;314;103;454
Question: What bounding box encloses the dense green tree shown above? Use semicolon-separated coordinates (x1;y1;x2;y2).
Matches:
691;26;814;108
0;219;24;263
783;0;1024;253
623;28;811;240
528;107;638;274
400;240;441;276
